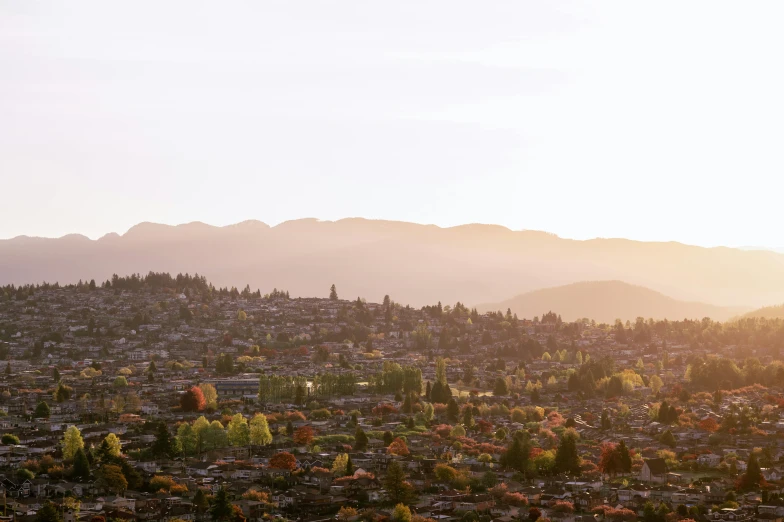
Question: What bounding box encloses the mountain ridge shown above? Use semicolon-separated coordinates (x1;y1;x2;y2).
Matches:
2;217;784;311
476;280;750;323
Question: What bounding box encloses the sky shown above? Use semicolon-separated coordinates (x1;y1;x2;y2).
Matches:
2;1;784;247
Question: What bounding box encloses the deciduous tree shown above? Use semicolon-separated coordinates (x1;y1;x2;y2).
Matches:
227;414;250;447
180;386;206;412
269;451;297;471
199;383;218;410
249;413;272;447
62;426;84;461
293;426;314;445
387;437;410;456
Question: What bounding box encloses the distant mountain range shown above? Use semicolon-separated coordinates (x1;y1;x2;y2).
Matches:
477;281;750;323
3;218;784;318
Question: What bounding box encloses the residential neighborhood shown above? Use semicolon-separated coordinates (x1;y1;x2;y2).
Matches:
0;273;783;522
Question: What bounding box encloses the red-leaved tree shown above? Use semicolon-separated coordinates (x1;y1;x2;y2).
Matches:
387;437;410;456
698;418;719;432
180;386;206;412
269;452;297;471
293;426;314;445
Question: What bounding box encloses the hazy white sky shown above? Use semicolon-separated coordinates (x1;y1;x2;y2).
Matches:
2;1;783;246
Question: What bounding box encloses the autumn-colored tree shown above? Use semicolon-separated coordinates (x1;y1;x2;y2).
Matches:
698;418;719;432
62;426;84;461
241;488;270;503
269;451;297;471
150;475;178;492
598;442;622;476
489;483;508;499
332;453;350;476
338;507;359;521
372;402;398;417
227;414;250;447
99;433;122;460
649;375;664;395
502;492;529;507
593;506;637;522
552;501;575;514
392;503;412;522
180;386;206;412
293;426;314;445
387;437;410;456
434;463;458;482
285;410;306;422
199;383;218;410
249;413;272;447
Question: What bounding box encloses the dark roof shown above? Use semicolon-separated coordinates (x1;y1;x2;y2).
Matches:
643;458;668;475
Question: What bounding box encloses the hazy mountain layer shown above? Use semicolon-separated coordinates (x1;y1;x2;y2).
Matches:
477;280;749;323
2;218;784;310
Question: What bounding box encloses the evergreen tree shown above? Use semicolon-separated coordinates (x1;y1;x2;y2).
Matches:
35;501;61;522
402;392;413;414
152;422;176;458
354;426;369;451
383;460;415;504
193;488;210;516
329;284;338;301
294;385;306;406
72;447;90;479
601;409;611;430
430;380;452;404
345;454;354;476
618;440;632;473
660;429;676;448
501;435;531;474
605;375;624;397
739;453;763;491
210;488;234;521
493;377;509;396
53;368;60;383
54;383;72;402
658;401;671;423
34;401;51;418
446;398;460;423
462;406;475;428
554;428;581;475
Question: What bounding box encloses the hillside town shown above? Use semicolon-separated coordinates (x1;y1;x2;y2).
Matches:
1;273;784;522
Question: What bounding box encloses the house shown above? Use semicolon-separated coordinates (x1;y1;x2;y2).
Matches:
697;454;721;468
640;459;668;484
